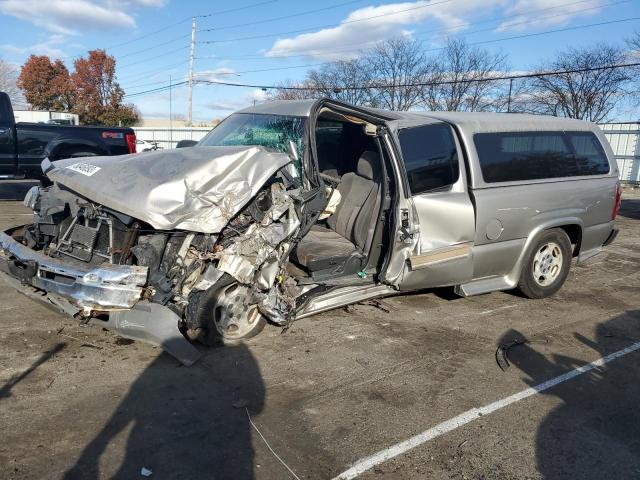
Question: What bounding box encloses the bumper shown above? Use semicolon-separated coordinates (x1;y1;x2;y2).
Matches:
0;229;201;366
0;230;148;312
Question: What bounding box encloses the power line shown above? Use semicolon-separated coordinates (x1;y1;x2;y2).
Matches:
194;61;326;74
199;0;366;32
106;19;192;50
117;34;191;60
187;13;639;79
116;0;622;87
214;0;629;60
124;62;640;98
118;60;189;84
199;62;640;90
119;5;637;96
105;0;279;50
125;80;189;98
198;0;454;44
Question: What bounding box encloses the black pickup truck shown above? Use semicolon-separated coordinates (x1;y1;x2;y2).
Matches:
0;91;136;179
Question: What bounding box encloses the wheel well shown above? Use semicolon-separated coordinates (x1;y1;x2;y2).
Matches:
556;224;582;257
51;146;100;160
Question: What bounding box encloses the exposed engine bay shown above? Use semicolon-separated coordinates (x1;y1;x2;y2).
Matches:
24;177;302;323
0;146;311;366
0;106;399;367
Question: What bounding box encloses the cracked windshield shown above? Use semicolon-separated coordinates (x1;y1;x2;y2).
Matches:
200;113;306;162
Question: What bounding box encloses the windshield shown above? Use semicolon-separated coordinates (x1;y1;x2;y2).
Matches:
199;113;306;156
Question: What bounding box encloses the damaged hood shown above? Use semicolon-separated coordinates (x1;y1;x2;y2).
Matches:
44;146;292;233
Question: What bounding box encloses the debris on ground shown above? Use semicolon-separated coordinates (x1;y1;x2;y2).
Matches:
361;298;392;313
140;466;153;477
495;337;528;371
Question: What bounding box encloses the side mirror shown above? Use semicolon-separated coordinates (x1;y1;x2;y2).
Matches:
176;139;198;148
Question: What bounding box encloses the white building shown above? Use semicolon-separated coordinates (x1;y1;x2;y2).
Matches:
13;110;80;126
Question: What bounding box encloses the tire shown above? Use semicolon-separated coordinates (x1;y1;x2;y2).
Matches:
192;274;267;346
517;228;572;299
66;150;99;159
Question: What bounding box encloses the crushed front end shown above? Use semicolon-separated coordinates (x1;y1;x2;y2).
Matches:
0;147;307;366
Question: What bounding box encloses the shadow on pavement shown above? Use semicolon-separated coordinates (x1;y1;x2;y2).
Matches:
0;342;66;399
63;344;265;480
499;309;640;479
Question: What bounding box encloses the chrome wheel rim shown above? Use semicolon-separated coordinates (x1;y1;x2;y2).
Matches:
212;283;261;340
532;242;563;287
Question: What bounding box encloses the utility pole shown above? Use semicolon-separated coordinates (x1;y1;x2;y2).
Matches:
169;75;173;147
188;16;196;126
507;78;513;113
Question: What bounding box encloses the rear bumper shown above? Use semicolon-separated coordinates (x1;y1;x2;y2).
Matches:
0;229;148;312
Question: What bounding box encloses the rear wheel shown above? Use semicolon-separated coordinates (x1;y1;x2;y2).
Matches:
66;150;99;159
517;229;572;299
194;274;266;345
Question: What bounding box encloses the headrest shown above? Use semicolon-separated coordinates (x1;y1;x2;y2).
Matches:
357;151;378;180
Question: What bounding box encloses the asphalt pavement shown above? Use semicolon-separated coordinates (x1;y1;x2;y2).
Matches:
1;190;639;480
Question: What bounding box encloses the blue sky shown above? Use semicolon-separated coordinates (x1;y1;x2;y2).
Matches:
1;0;639;122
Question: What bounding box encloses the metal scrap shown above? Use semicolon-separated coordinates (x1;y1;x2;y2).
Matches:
496;337;528;371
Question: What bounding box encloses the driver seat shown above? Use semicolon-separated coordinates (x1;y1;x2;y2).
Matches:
293;151;380;274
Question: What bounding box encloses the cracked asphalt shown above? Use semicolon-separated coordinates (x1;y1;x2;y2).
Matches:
1;188;639;480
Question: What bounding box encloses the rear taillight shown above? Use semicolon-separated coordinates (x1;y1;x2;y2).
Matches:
612;181;622;220
126;133;137;154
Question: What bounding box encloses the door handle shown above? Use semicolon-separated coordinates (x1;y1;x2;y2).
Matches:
0;128;8;135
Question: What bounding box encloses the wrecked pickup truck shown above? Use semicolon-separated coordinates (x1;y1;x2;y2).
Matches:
0;99;621;365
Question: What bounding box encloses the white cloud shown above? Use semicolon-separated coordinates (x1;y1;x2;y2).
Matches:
105;0;166;8
205;89;269;112
0;0;164;35
266;0;508;60
1;34;68;58
265;0;607;60
193;67;239;82
496;0;603;32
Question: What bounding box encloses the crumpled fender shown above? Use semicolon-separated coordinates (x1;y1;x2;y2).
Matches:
93;301;202;367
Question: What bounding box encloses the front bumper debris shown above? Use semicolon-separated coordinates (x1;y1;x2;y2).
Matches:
0;230;201;366
0;231;147;310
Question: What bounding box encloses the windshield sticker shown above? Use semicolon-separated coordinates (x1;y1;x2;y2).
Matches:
67;163;101;176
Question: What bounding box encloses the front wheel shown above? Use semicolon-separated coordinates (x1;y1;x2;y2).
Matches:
193;274;266;345
517;229;572;299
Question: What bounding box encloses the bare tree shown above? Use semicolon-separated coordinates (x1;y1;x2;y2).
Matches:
626;30;640;52
0;58;25;107
306;57;376;106
364;38;429;111
422;38;509;112
625;31;640;107
520;44;632;122
268;79;319;101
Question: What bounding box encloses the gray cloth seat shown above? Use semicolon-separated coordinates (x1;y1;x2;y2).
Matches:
293;151;380;272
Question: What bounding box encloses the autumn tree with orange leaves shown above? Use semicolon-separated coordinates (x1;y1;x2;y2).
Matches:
17;50;138;126
17;55;74;111
72;50;138;126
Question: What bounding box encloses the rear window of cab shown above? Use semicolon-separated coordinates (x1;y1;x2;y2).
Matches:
473;131;610;183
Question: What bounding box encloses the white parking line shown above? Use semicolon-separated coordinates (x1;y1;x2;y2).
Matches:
333;340;640;480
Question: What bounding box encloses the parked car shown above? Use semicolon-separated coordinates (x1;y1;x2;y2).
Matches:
136;138;162;151
0;99;621;365
0;91;136;180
